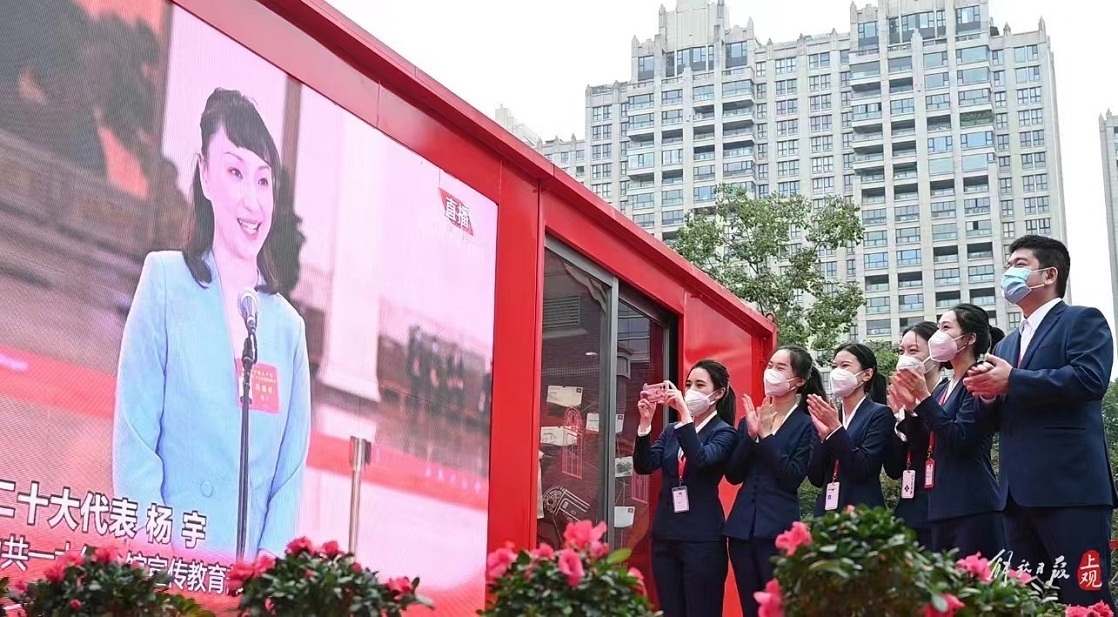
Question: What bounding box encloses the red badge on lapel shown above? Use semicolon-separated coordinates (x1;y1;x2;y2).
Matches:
234;360;281;413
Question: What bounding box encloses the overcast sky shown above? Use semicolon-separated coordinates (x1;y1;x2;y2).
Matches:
328;0;1118;330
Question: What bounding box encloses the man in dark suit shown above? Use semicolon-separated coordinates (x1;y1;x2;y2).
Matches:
964;235;1116;608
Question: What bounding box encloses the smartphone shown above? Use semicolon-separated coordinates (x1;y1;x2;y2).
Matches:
641;383;668;404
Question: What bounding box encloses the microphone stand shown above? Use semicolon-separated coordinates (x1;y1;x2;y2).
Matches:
348;436;371;553
237;331;257;562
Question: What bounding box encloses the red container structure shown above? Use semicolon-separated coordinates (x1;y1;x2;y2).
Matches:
0;0;773;614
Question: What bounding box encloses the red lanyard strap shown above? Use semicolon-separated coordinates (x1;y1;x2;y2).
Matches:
831;460;839;481
927;386;950;459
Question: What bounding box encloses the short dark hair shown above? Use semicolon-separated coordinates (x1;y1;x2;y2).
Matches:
1008;235;1070;298
989;326;1006;349
903;321;937;343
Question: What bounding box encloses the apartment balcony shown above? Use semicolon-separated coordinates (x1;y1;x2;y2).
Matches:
852;131;885;151
853;151;886;171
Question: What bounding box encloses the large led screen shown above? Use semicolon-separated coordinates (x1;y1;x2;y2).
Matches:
0;1;496;613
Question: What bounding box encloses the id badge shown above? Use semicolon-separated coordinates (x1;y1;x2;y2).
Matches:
672;486;690;513
901;469;916;499
924;459;936;489
824;482;840;511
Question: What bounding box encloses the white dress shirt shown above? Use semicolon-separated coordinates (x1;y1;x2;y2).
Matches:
1018;298;1063;362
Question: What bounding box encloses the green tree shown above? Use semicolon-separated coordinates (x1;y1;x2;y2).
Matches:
863;339;900;377
672;189;865;356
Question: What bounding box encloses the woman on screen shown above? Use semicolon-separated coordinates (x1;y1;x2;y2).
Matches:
113;88;311;559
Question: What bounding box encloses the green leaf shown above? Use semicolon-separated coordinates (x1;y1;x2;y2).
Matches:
605;549;632;565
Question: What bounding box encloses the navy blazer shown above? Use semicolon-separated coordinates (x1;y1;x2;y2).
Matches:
913;380;1000;521
634;417;737;542
884;411;932;531
724;404;816;540
807;399;893;517
978;302;1117;509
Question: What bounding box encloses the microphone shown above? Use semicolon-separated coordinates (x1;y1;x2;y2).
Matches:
238;289;259;335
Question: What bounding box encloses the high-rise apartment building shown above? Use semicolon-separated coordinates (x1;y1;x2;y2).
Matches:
1100;110;1118;327
542;0;1065;341
494;105;545;149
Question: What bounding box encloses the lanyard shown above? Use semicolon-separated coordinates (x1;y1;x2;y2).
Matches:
831;459;839;482
927;386;950;460
905;385;951;469
678;455;687;485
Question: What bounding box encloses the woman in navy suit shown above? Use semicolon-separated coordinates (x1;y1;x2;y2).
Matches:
883;321;939;547
890;303;1004;558
114;89;311;560
806;343;892;515
634;359;737;617
725;346;821;617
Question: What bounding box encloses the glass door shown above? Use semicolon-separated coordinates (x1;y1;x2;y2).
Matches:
536;246;614;548
535;240;673;573
612;296;669;590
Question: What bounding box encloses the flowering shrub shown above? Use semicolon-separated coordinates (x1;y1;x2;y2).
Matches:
230;538;431;616
761;506;1070;617
5;546;212;616
480;520;659;617
1065;603;1115;617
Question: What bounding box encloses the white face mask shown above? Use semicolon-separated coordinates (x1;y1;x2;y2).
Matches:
763;368;794;397
829;368;863;398
684;389;712;414
896;354;932;374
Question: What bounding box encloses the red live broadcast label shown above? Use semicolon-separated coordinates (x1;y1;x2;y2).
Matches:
439;189;474;235
233;361;281;413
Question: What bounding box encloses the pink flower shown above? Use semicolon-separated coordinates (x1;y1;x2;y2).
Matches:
923;594;965;617
43;560;68;583
955;553;993;583
286;536;315;555
254;554;276;577
775;522;813;556
352;561;364;573
321;540;342;558
92;545;119;564
628;567;646;595
556;549;584;587
1007;568;1034;584
531;543;555;561
754;579;784;617
69;599;82;610
485;545;518;583
1066;603;1116;617
13;580;27;595
226;562;257;594
386;576;413;596
564;520;607;551
844;505;856;514
589;540;610;560
60;551;84;566
304;568;316;580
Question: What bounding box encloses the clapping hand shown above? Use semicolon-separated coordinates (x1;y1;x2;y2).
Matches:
742;395;762;439
963;354;1012;398
892;368;931;406
806;394;841;439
